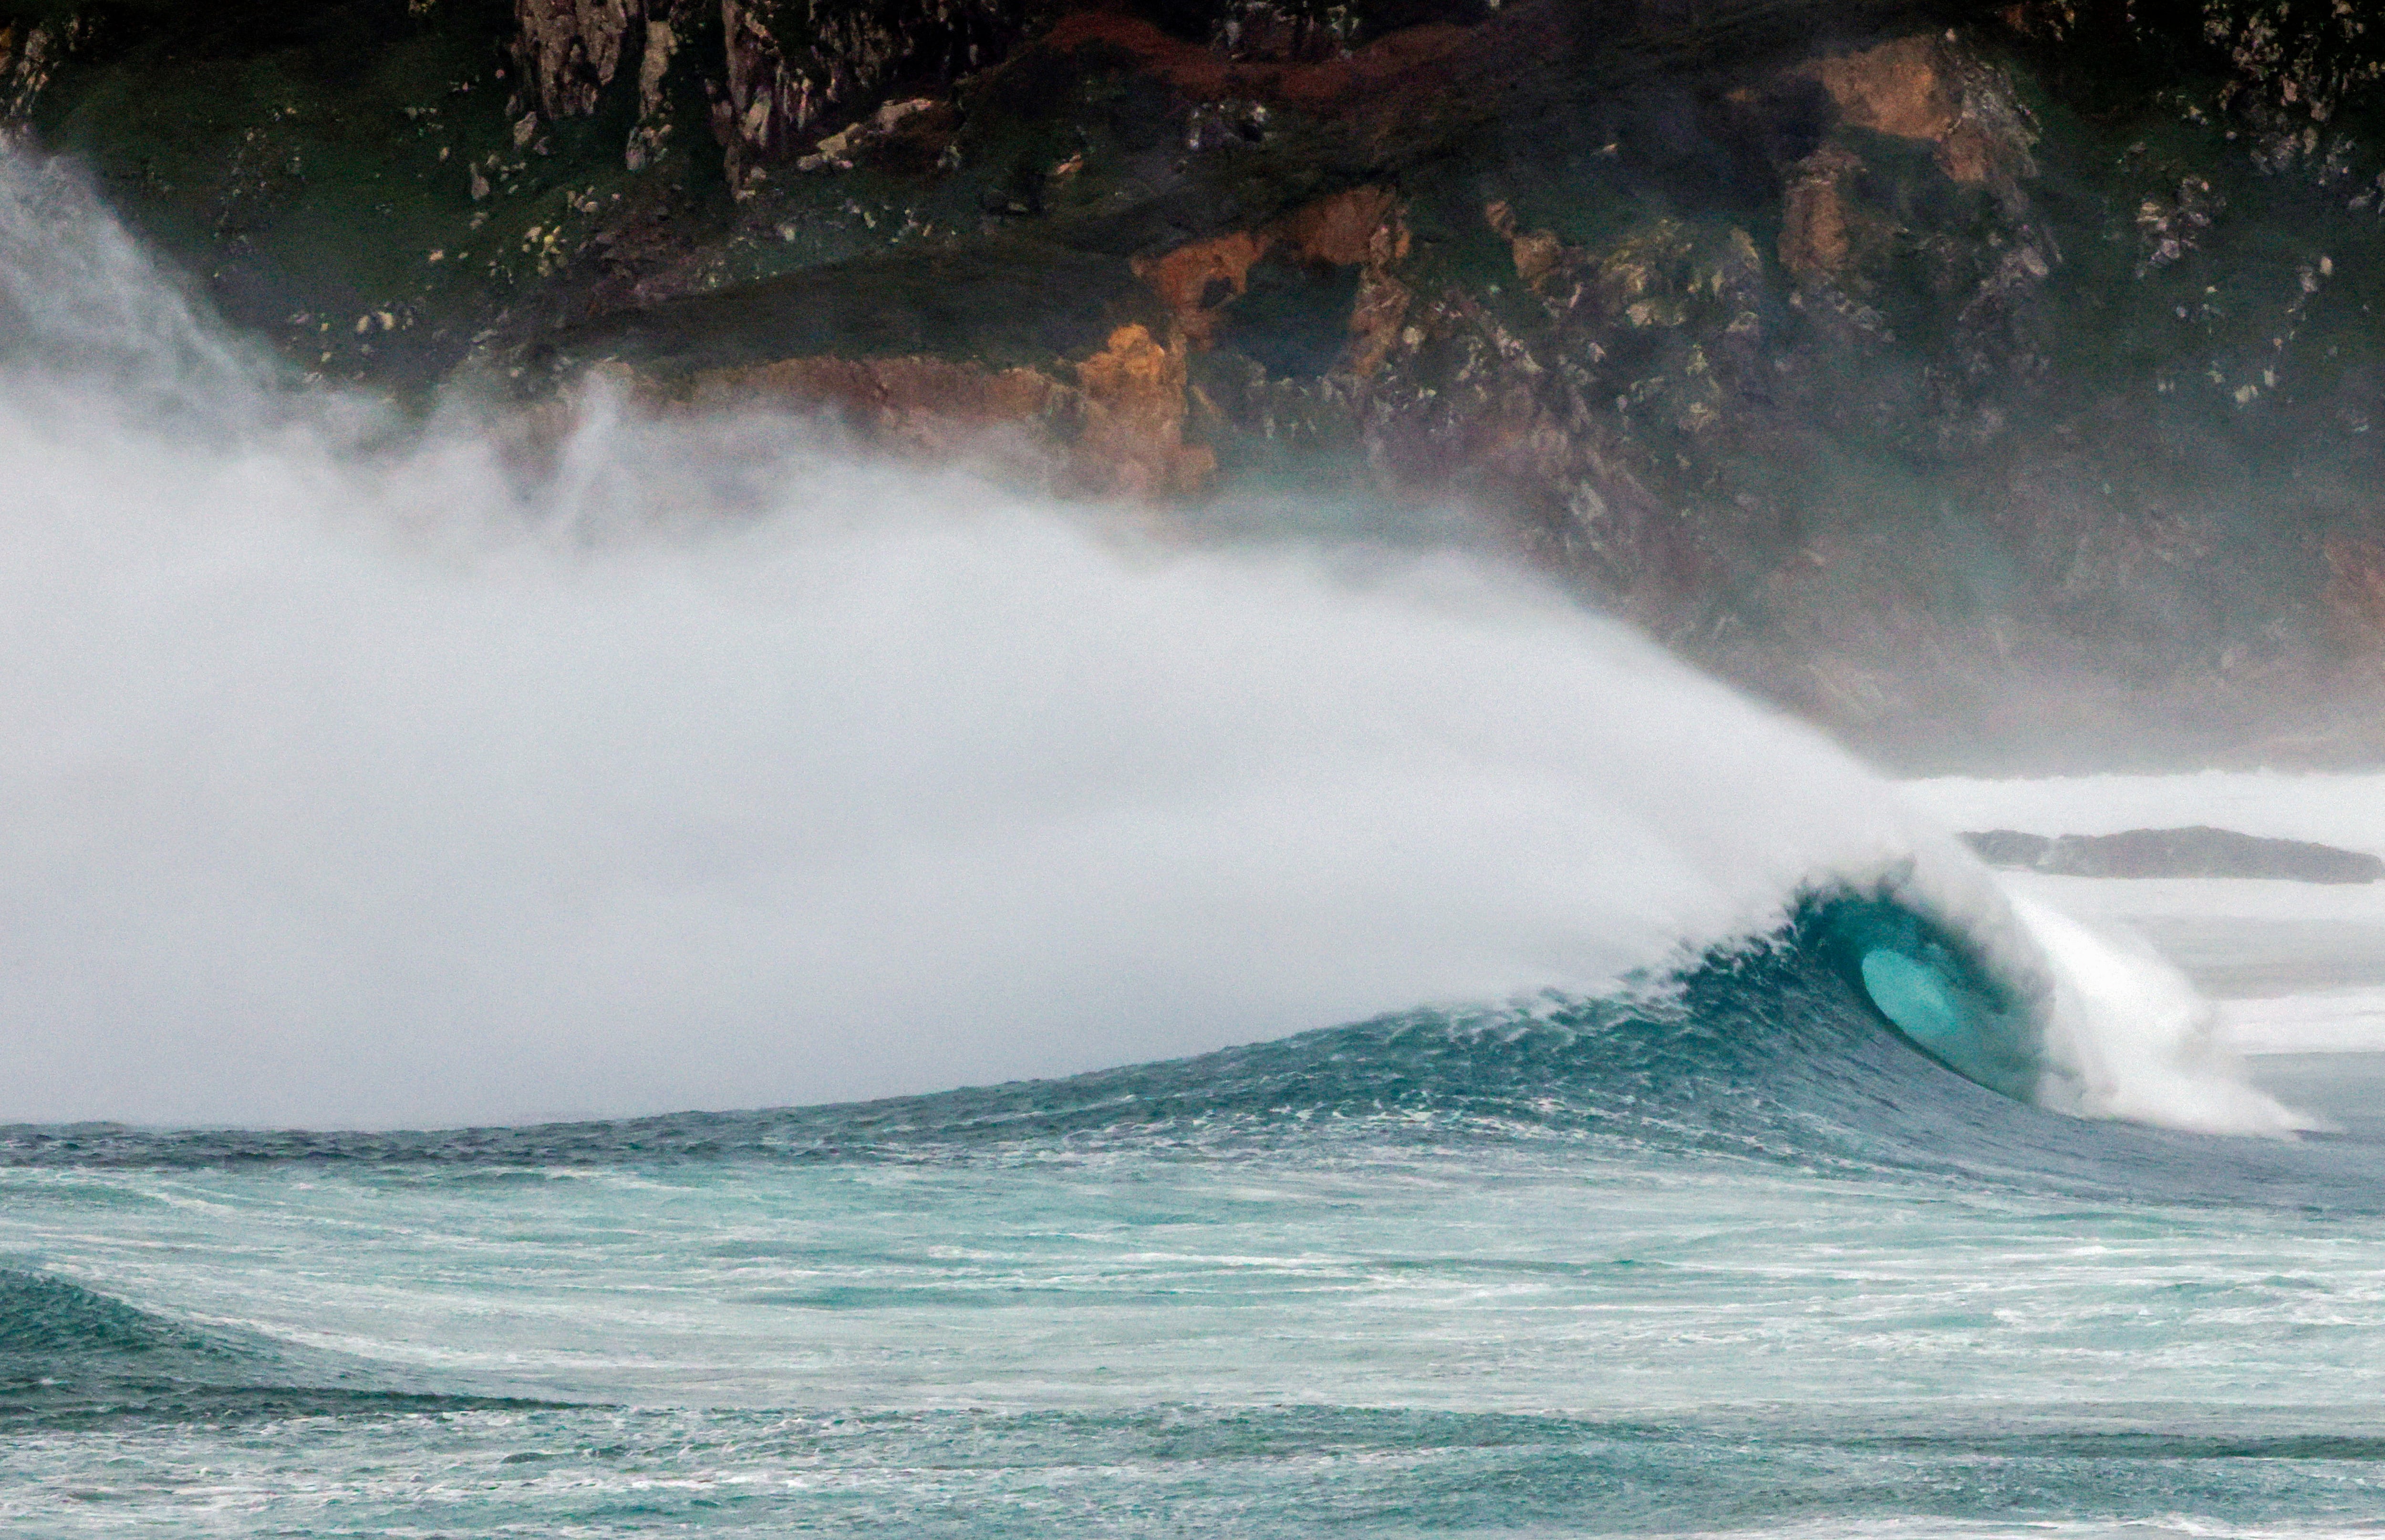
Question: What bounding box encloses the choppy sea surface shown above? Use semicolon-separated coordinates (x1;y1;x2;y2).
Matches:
11;818;2385;1539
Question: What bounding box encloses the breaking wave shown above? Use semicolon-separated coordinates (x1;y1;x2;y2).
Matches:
0;148;2291;1137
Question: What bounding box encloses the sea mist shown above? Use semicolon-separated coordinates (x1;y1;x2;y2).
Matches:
0;151;2286;1134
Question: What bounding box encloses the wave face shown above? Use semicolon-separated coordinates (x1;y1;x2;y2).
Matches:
0;146;2288;1137
0;1266;266;1419
3;893;2363;1206
0;1265;522;1427
7;906;2385;1535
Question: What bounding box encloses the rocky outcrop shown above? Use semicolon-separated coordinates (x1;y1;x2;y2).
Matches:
514;0;640;119
15;0;2385;766
503;0;1027;188
1135;184;1409;362
506;0;694;169
705;0;1033;194
1964;828;2385;884
1799;33;2035;188
1778;144;1873;282
2012;0;2385;124
0;14;88;145
674;322;1213;496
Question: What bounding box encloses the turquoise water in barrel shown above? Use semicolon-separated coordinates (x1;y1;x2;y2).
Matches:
8;898;2385;1539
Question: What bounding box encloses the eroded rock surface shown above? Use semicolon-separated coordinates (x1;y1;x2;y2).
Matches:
11;0;2385;766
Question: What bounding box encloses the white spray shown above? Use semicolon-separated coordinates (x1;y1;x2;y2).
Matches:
0;153;2296;1134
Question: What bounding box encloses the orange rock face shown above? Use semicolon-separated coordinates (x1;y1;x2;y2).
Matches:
1132;186;1410;372
1795;33;2034;191
1133;233;1271;349
1802;36;1961;145
1273;186;1402;269
1483;200;1564;292
1073;324;1216;498
681;330;1215;500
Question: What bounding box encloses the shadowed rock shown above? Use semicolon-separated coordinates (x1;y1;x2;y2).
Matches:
1963;827;2385;884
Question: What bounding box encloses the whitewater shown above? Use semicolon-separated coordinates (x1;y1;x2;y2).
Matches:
7;147;2385;1539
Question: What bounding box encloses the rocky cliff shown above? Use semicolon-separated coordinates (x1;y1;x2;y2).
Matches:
7;0;2385;768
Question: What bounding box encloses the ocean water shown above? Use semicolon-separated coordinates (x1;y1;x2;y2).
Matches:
10;914;2385;1538
8;150;2385;1536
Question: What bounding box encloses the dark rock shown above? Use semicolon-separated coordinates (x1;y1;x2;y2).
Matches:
1962;827;2385;883
13;0;2385;769
1961;829;2053;869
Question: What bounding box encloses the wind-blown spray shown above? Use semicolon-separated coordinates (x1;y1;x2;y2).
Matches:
0;151;2293;1134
